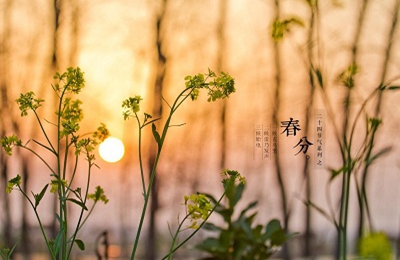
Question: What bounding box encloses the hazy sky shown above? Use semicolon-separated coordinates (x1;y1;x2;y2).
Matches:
2;0;400;256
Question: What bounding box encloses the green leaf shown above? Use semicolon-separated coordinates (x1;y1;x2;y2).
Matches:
196;237;225;254
238;201;258;219
270;229;288;246
203;222;222;232
67;198;88;211
315;68;323;88
74;239;85;250
151;123;161;145
329;167;344;181
225;181;244;209
263;219;282;240
239;213;257;240
388;86;400;90
34;184;49;208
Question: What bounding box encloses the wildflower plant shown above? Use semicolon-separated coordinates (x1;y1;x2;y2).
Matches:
164;170;246;260
122;69;237;259
1;67;109;259
196;170;291;260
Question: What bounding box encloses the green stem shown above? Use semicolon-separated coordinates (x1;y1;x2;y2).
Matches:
21;146;56;175
130;87;195;260
167;214;190;260
33;110;56;154
136;115;146;197
67;159;93;259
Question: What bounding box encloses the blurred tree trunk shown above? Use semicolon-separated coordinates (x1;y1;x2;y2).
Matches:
20;158;31;255
341;0;369;139
302;1;319;256
271;0;290;258
46;0;62;241
0;0;13;248
146;1;168;259
69;0;80;67
217;0;228;170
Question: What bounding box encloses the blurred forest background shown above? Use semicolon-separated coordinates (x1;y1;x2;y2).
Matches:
1;0;400;259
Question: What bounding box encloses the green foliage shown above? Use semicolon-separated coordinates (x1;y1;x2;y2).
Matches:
338;63;358;89
0;135;22;156
16;91;45;116
271;17;304;41
0;236;21;260
196;175;291;260
358;232;392;260
184;193;213;229
184;68;235;102
6;174;21;193
0;67;109;259
87;186;109;204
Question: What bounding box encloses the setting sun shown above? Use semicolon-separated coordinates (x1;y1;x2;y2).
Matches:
99;137;125;163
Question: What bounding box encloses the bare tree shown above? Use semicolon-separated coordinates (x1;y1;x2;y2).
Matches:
216;0;228;170
0;0;16;249
146;0;169;259
302;1;320;256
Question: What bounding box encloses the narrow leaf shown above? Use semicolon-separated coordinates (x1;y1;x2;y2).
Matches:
388;86;400;90
35;184;49;208
315;68;324;88
67;198;88;211
203;222;222;232
152;123;161;145
74;239;85;250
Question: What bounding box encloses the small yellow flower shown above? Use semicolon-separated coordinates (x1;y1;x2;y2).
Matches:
6;175;21;193
184;193;212;229
87;186;109;204
221;169;246;187
50;179;68;193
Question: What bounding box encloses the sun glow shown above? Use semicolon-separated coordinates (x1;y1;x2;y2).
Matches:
99;137;125;163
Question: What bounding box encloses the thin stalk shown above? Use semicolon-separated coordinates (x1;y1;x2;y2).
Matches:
61;136;70;260
136;114;146;197
130;145;162;260
66;154;79;190
167;214;190;260
32;110;56;154
67;159;93;258
130;87;196;259
20;146;56;175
